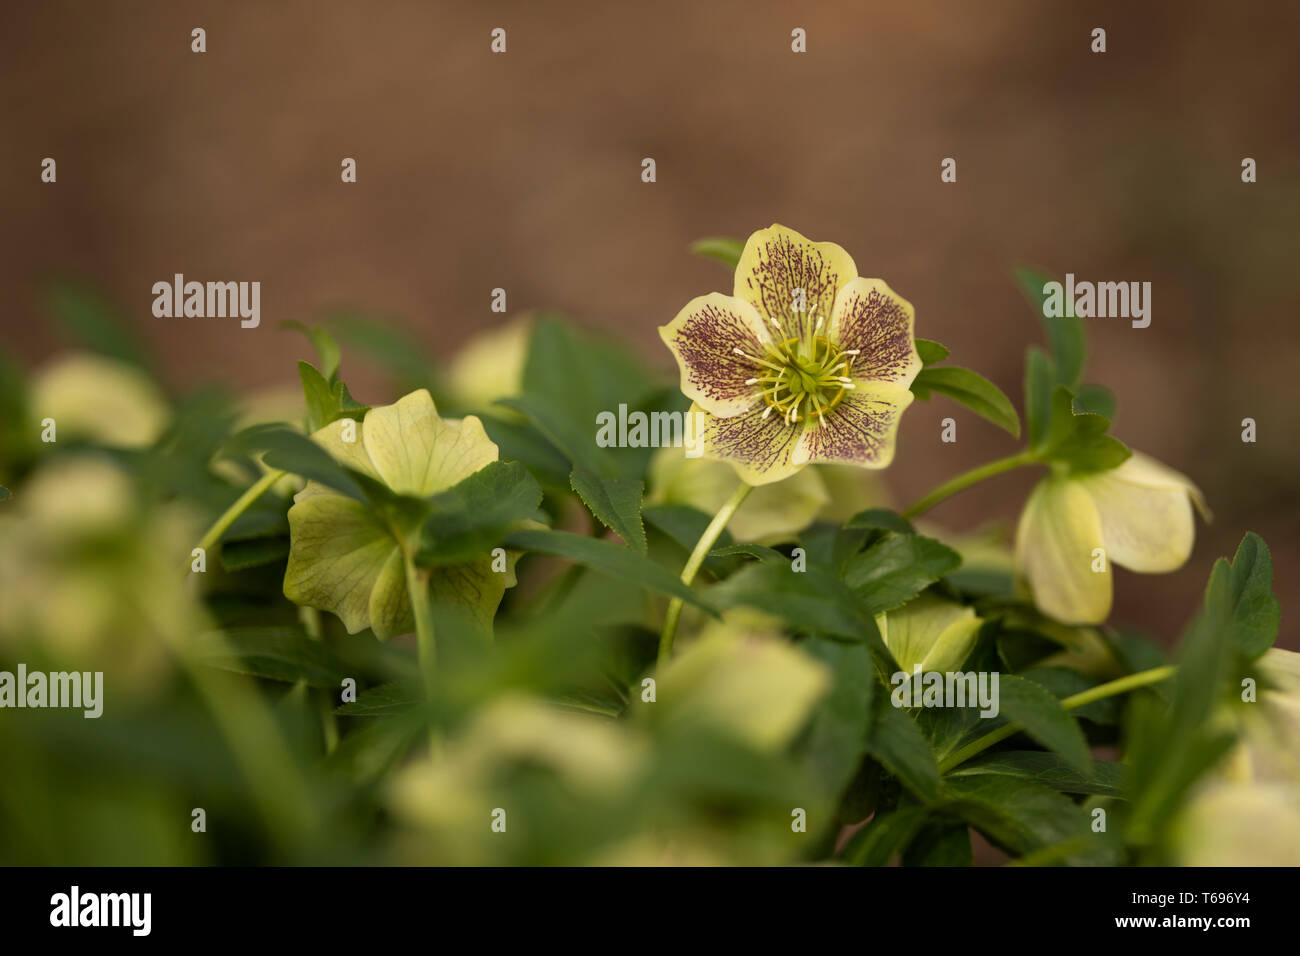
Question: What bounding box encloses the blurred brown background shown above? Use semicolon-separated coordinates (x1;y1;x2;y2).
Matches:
2;0;1296;647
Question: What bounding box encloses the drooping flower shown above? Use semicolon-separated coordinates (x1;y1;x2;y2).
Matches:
1015;451;1209;624
282;389;507;639
876;592;983;674
30;352;169;448
659;224;921;485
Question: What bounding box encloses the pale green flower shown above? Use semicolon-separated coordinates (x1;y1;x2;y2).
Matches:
1015;451;1209;624
877;592;983;674
30;352;169;448
282;389;506;639
659;224;921;485
446;314;532;413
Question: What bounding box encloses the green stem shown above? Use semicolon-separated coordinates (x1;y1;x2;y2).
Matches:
901;451;1037;521
195;468;286;557
403;551;437;699
937;665;1175;773
657;482;753;664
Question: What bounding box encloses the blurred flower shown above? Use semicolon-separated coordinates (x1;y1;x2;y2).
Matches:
283;389;506;638
649;612;829;750
648;448;828;543
29;352;169;448
0;456;201;689
1014;452;1209;624
446;314;532;413
1173;649;1300;865
877;592;982;674
659;224;920;485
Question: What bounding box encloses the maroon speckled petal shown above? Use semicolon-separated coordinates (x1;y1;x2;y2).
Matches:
794;381;913;470
734;225;857;344
694;401;806;485
659;293;770;418
829;278;921;386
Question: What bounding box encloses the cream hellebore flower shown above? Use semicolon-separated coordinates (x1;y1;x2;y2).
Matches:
30;352;169;448
659;224;921;485
876;593;983;674
282;389;507;639
1015;451;1209;625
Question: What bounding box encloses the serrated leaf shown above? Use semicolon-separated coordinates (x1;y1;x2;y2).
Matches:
416;460;544;566
865;694;941;802
335;682;422;716
996;674;1091;774
842;532;961;615
1215;532;1281;660
842;805;931;866
570;468;647;552
941;773;1096;859
689;236;746;269
1024;346;1056;448
707;560;879;643
1038;386;1130;473
1015;266;1086;389
844;508;914;535
1072;383;1116;419
801;637;876;800
911;366;1021;437
226;423;365;501
949;751;1125;797
503;528;715;612
282;320;342;379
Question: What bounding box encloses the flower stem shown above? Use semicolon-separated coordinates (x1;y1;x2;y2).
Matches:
936;665;1175;773
901;451;1037;521
657;481;753;664
195;469;286;557
403;551;437;699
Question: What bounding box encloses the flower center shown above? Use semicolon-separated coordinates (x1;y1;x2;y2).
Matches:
750;332;857;425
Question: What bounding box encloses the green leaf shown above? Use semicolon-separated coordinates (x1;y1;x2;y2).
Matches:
642;503;736;578
707;560;878;643
948;751;1125;797
1024;346;1056;448
570;468;647;552
1215;532;1281;660
941;773;1095;859
996;674;1092;774
503;528;715;612
0;485;9;501
282;321;342;379
842;805;931;866
1072;383;1116;420
225;423;365;501
44;279;151;369
842;532;961;615
800;637;876;800
1015;266;1086;389
1038;386;1130;473
335;682;422;716
417;461;544;566
219;536;290;571
865;694;941;802
689;236;746;269
296;361;369;433
911;366;1020;437
903;822;973;866
195;627;351;687
914;338;949;365
844;508;914;535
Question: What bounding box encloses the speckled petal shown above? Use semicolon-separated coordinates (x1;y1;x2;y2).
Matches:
693;401;805;486
733;224;857;343
793;381;913;470
829;277;922;386
658;293;771;417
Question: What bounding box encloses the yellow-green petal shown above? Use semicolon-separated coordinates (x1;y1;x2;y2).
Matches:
30;352;169;449
361;389;497;496
1075;452;1200;573
877;593;982;674
733;224;857;343
829;277;922;387
659;293;771;418
1015;476;1112;624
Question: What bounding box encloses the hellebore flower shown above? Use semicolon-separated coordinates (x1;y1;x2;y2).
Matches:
877;592;983;674
30;352;169;448
659;224;921;485
1015;451;1209;624
283;389;507;639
